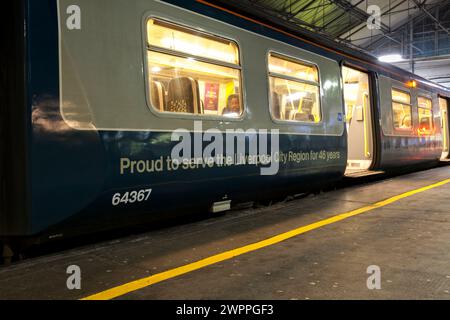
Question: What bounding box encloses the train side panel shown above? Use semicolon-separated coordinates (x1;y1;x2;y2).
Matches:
377;75;442;169
6;0;447;242
27;0;347;237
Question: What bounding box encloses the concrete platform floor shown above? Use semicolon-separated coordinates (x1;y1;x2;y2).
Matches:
1;166;450;300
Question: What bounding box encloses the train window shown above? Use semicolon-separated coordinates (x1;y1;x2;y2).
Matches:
269;55;319;82
146;19;242;118
392;89;412;131
417;96;434;134
268;53;321;123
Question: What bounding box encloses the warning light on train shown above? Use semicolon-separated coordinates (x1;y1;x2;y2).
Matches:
408;80;417;88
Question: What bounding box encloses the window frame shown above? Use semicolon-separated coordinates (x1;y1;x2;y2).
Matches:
440;97;449;152
143;16;246;121
266;51;323;125
417;95;434;133
391;87;413;133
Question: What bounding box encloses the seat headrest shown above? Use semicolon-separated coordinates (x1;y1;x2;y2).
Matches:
166;77;200;114
271;92;281;120
150;81;165;112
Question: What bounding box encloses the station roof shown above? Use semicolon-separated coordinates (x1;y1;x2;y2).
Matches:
207;0;450;87
209;0;449;54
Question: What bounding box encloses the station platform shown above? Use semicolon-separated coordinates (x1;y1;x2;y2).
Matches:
0;166;449;300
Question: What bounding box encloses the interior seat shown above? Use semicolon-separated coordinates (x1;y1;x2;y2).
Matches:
271;92;282;120
166;77;200;114
150;81;166;112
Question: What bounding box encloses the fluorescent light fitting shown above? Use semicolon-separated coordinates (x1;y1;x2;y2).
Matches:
378;54;404;63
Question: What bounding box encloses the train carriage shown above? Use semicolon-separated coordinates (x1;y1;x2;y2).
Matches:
1;0;449;256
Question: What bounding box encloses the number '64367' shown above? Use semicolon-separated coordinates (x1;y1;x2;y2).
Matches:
112;189;152;206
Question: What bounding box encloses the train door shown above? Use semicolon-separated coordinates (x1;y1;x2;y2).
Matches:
440;97;449;159
342;66;374;173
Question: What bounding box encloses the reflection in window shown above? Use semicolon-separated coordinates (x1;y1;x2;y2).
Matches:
268;54;321;123
392;89;412;130
440;98;449;152
268;55;319;83
418;96;433;134
146;19;242;118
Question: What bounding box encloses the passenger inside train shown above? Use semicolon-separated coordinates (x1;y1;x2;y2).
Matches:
146;19;243;118
222;94;241;116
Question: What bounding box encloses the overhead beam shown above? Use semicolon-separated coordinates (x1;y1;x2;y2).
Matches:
361;1;448;53
319;0;365;31
284;0;316;19
245;0;325;31
329;0;391;35
412;0;450;35
340;0;408;41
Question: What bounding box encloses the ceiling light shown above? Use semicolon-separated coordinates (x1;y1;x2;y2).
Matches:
378;54;404;63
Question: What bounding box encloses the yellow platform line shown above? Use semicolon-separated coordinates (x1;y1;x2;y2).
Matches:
82;178;450;300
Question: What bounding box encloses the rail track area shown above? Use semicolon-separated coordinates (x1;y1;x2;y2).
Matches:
1;166;450;300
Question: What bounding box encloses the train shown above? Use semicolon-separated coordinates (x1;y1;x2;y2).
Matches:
1;0;449;258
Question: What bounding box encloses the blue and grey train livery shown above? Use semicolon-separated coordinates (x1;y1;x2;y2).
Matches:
0;0;449;254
